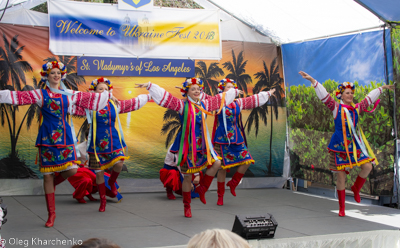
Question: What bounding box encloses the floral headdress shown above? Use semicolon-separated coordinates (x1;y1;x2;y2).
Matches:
40;61;67;82
89;77;113;92
180;78;203;97
335;82;355;100
218;78;238;93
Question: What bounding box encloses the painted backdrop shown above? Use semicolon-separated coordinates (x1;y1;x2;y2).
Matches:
0;23;286;179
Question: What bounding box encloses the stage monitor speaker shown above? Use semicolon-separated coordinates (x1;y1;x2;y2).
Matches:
232;214;278;240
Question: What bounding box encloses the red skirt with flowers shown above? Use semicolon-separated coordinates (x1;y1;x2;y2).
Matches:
214;143;254;170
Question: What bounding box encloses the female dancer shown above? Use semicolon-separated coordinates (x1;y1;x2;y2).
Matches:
81;77;150;212
136;79;240;217
213;78;275;205
299;71;394;216
0;61;111;227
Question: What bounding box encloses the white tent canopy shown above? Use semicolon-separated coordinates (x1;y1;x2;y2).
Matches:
195;0;384;43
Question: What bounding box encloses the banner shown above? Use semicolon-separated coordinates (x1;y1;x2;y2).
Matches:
282;30;395;196
48;0;221;60
78;57;195;77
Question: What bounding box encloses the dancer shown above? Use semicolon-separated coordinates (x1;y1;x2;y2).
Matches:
160;145;202;200
0;61;111;227
213;78;275;205
81;77;150;212
299;71;394;217
66;130;122;204
136;79;240;217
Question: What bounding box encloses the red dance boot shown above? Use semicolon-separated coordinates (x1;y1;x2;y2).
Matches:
86;194;98;201
226;172;244;197
183;191;192;218
166;187;176;200
98;183;107;212
351;176;366;203
53;173;66;189
217;182;225;206
108;170;120;197
195;174;214;204
45;193;56;227
337;189;346;217
76;198;87;204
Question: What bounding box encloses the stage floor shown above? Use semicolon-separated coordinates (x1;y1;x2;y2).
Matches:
1;188;399;248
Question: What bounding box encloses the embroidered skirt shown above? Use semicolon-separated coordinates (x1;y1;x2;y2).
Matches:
39;146;79;173
214;143;254;170
88;148;129;171
329;150;374;174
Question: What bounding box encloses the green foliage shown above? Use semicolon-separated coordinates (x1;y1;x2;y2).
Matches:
288;80;394;195
391;27;400;136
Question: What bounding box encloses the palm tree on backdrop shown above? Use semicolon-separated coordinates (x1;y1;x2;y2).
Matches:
245;57;283;176
0;34;38;178
0;34;33;157
222;50;252;95
195;61;224;96
161;109;181;148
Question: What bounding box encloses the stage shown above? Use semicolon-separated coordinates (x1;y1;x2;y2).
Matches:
1;188;400;248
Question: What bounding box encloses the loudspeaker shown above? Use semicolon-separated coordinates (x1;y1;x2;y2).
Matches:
232;214;278;239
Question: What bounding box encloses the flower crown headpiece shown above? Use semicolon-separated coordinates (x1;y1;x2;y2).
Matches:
181;78;203;97
40;61;67;82
89;77;113;92
218;78;238;93
335;82;355;100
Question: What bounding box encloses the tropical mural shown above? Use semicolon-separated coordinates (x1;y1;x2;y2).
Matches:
0;23;286;179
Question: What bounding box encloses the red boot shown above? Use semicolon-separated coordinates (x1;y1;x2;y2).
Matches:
217;182;225;206
76;198;87;204
98;183;107;212
195;174;214;204
183;191;192;218
86;194;98;201
351;176;366;203
108;170;120;197
53;173;66;189
45;193;56;227
166;187;176;200
337;189;346;217
226;172;244;197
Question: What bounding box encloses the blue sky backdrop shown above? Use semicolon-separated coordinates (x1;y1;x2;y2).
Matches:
281;29;393;88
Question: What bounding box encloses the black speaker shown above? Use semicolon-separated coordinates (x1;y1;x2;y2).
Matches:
232;214;278;239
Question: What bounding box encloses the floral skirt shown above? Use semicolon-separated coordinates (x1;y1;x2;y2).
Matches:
329;149;374;174
39;145;79;173
179;149;221;174
88;148;129;171
214;143;254;170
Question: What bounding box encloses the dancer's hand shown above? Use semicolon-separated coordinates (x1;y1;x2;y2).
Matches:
269;88;276;95
382;84;395;91
299;71;316;84
191;183;194;191
111;95;120;106
238;90;244;95
135;82;150;88
193;175;200;185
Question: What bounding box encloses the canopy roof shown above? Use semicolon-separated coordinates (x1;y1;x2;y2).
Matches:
196;0;384;43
